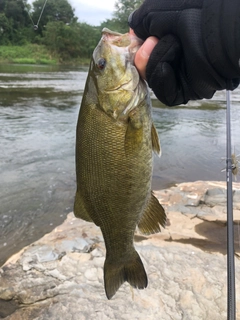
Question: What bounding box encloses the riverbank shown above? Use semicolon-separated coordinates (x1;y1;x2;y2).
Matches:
0;44;90;66
1;181;240;319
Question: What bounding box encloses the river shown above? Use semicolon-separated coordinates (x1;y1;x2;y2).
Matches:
0;64;240;266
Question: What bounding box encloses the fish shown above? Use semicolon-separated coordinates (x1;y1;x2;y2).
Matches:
74;28;166;300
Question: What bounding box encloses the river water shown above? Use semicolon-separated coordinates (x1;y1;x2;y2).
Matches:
0;64;240;266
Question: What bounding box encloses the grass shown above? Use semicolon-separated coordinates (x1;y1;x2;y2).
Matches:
0;44;90;66
12;58;57;65
0;44;59;65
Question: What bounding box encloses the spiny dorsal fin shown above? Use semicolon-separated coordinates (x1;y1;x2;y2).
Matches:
137;191;166;235
151;123;161;156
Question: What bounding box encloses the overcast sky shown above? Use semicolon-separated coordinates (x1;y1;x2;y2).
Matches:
69;0;116;25
28;0;116;26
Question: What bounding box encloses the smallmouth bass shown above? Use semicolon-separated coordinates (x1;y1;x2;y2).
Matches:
74;28;166;299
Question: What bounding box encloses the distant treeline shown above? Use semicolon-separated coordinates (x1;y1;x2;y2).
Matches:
0;0;142;61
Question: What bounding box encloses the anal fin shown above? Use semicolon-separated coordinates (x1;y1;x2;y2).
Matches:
138;191;166;235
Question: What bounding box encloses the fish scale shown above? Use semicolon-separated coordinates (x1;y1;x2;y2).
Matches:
74;28;166;299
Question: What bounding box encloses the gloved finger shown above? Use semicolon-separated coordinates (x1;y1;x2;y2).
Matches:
129;9;177;40
146;34;188;106
128;0;203;40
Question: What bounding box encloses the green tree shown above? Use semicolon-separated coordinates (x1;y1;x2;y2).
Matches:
0;13;11;45
31;0;76;36
113;0;143;32
77;23;101;57
99;18;122;33
0;0;32;44
43;21;100;60
0;0;6;12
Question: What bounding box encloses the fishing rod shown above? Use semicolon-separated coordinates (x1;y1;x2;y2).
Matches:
226;90;236;320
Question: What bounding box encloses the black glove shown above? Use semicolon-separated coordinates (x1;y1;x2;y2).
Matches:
129;0;240;106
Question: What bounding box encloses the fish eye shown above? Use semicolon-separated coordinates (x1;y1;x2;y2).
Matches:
97;58;106;70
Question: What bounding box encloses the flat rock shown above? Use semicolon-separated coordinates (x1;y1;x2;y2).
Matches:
1;181;240;319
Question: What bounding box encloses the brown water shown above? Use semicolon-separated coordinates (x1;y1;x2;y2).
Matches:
0;64;240;266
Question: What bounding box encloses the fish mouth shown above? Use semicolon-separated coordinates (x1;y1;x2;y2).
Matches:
102;28;123;37
101;28;142;53
128;35;143;55
101;28;131;48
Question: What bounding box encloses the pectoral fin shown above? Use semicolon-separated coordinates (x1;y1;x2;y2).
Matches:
74;191;93;222
151;123;161;156
124;111;143;154
137;192;166;235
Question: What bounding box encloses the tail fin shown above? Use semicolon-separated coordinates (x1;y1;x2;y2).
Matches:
104;250;147;300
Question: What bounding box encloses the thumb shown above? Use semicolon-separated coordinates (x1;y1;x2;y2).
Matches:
134;36;159;79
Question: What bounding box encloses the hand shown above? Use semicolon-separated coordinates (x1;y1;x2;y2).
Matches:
129;0;240;106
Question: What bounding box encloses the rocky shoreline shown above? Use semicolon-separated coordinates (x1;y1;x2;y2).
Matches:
1;181;240;319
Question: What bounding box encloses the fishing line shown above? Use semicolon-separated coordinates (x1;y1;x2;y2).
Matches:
226;90;236;320
24;0;48;30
